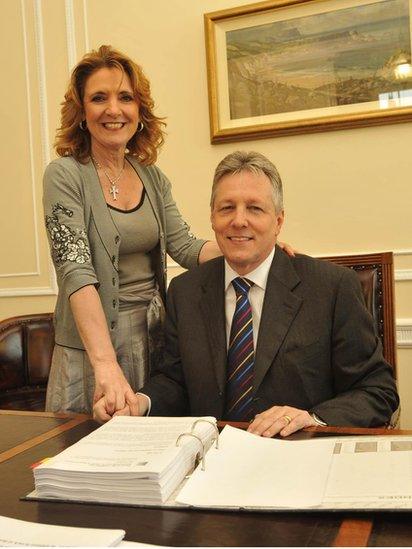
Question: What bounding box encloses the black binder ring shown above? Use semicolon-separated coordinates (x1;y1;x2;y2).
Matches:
191;419;219;449
176;432;206;471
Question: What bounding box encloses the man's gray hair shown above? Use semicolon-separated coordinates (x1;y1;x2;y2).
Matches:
211;151;283;212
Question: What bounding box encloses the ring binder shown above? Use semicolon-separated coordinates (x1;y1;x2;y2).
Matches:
176;432;206;471
30;416;219;506
191;419;219;449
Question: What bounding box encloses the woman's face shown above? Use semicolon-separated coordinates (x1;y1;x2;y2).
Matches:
82;67;139;153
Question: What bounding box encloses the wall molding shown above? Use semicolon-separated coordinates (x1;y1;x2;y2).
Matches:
307;248;412;259
1;0;57;297
0;0;42;280
394;248;412;281
0;271;39;279
395;269;412;282
397;320;412;348
0;286;57;298
6;0;82;297
64;0;77;71
23;0;41;278
34;0;50;168
394;249;412;256
82;0;89;53
34;0;57;295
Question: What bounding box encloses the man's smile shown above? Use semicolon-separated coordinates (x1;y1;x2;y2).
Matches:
227;236;253;242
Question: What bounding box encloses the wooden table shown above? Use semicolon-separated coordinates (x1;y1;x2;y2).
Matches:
1;410;412;547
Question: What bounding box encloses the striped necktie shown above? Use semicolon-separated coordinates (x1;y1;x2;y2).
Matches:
225;277;255;421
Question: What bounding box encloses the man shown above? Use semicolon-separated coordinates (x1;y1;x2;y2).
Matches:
94;151;399;437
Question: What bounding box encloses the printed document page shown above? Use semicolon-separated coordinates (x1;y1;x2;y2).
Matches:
177;425;336;509
0;515;124;547
36;416;215;475
322;435;412;509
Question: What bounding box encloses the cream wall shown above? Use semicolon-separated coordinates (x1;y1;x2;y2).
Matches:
1;0;411;423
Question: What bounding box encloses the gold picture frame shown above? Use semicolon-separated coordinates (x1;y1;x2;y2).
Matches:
204;0;412;143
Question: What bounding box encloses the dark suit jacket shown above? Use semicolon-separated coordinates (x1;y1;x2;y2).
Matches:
142;247;399;427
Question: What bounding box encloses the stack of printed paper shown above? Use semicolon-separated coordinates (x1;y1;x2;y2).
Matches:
33;416;217;505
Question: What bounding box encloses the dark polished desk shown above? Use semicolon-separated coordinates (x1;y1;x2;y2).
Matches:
1;410;412;547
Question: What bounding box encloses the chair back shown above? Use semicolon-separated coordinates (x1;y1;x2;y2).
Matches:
321;252;396;375
0;313;54;410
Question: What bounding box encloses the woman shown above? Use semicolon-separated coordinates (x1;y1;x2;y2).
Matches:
43;45;222;416
44;45;293;417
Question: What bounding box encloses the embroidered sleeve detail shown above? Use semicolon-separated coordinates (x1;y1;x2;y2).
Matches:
45;203;91;265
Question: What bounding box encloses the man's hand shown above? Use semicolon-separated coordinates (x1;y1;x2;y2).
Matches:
93;393;149;423
247;405;316;437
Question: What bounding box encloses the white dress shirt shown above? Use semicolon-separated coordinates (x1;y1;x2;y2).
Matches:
225;248;275;348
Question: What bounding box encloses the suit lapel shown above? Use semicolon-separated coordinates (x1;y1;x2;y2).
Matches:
253;249;302;393
199;259;227;393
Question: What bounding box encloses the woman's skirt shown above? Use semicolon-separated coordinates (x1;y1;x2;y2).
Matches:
45;293;165;414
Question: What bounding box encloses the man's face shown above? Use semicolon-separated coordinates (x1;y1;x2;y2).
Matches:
211;170;284;275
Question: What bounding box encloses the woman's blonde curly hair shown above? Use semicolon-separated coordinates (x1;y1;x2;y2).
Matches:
55;45;165;165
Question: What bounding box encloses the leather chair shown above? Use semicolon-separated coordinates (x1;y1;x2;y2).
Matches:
0;313;54;410
322;252;398;428
321;251;397;376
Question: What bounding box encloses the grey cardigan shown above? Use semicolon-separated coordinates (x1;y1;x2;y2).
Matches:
43;156;206;349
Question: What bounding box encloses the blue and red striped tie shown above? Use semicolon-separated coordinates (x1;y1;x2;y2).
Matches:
225;277;255;421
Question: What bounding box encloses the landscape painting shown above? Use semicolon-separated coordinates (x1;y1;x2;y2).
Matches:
226;0;412;120
204;0;412;141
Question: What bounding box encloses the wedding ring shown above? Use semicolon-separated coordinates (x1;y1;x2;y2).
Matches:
283;415;292;425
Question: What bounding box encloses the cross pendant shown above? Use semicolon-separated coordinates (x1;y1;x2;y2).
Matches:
109;183;119;201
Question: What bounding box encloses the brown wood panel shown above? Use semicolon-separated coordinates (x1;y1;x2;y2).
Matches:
0;415;89;464
0;415;68;453
332;518;373;547
0;410;82;418
368;514;412;547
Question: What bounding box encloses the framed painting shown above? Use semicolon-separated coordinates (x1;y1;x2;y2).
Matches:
204;0;412;142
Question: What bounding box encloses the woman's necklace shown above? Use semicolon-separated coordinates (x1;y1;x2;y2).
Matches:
92;157;126;201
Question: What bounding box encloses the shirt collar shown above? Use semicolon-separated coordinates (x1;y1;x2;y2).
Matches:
224;247;275;292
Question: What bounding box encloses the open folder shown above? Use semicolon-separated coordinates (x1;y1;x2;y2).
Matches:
27;417;412;511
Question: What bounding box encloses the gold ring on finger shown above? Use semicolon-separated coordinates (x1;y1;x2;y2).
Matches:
283;415;292;425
